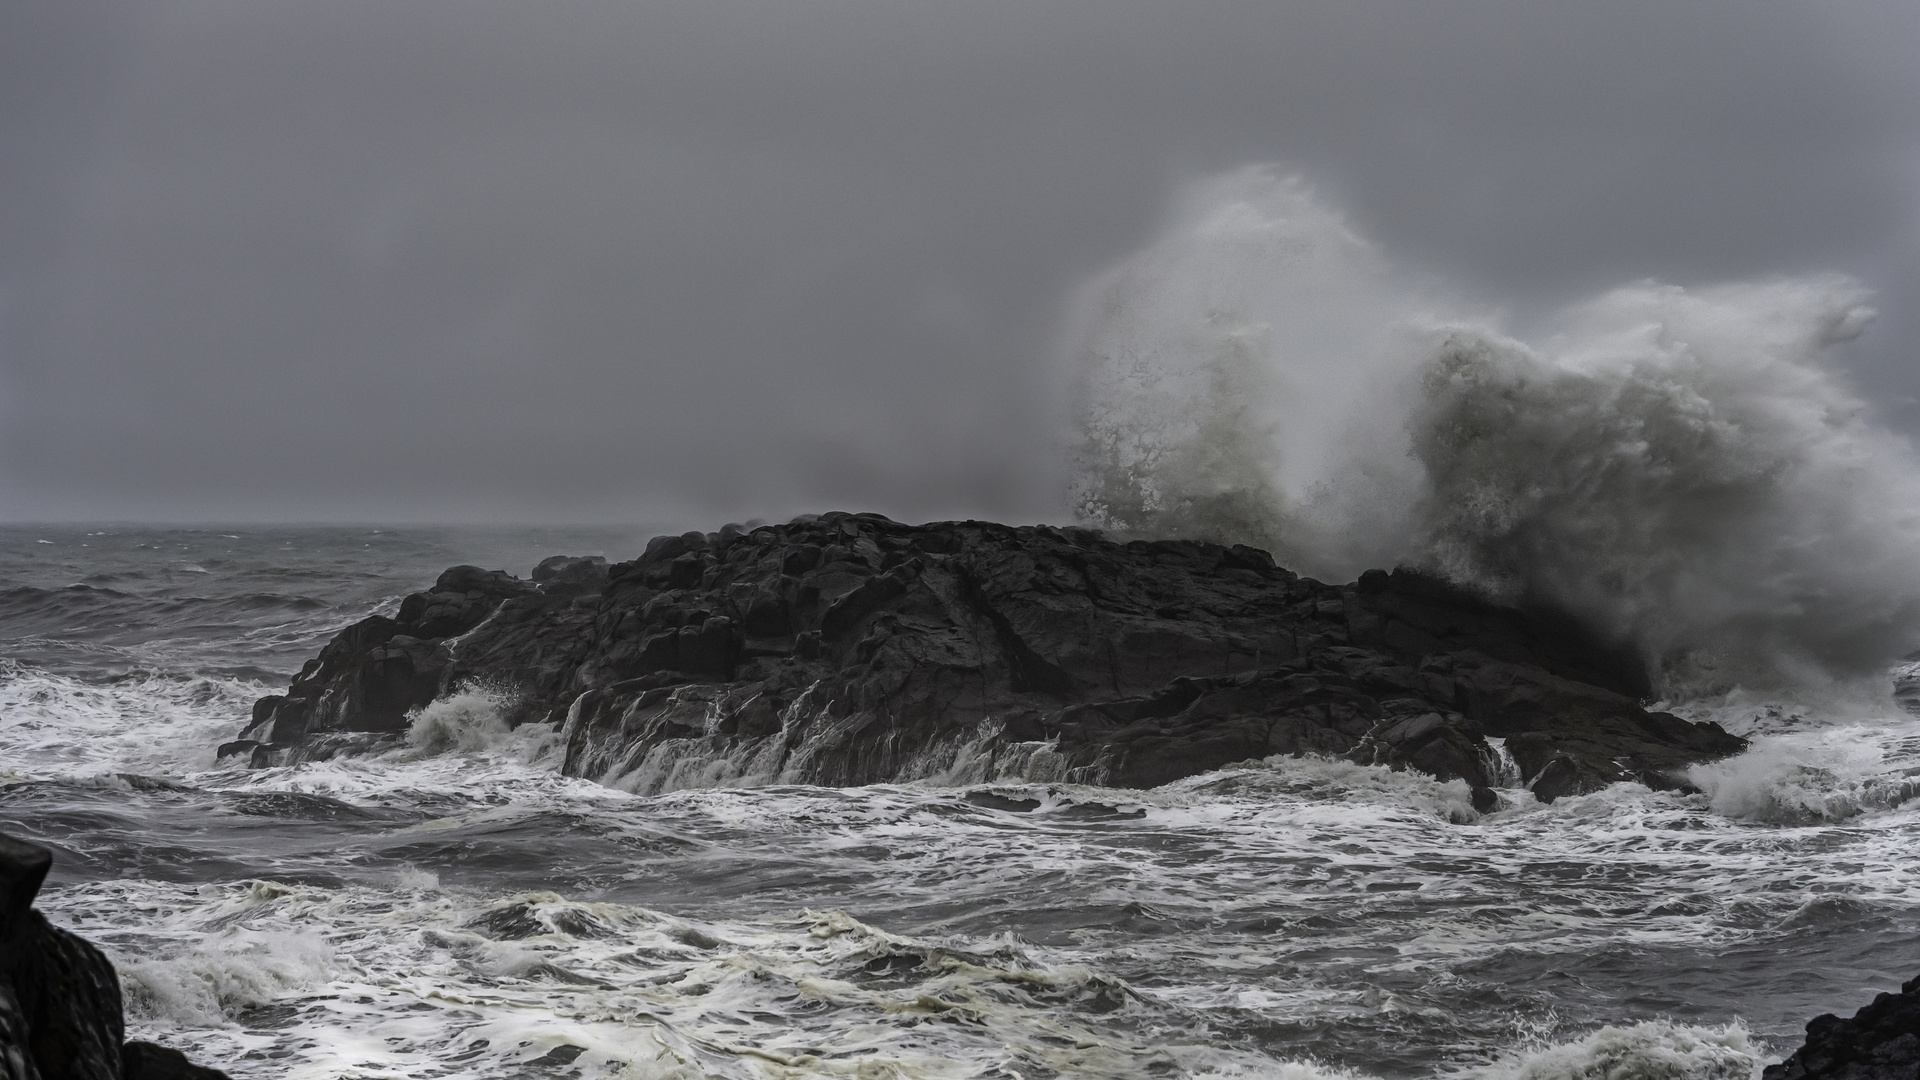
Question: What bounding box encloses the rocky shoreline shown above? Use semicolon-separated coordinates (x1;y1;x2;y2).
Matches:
226;514;1745;806
1;833;227;1080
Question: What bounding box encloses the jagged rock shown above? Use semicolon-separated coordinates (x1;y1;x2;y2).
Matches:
5;910;122;1080
0;834;229;1080
5;831;121;1080
234;515;1744;800
1765;976;1920;1080
122;1041;232;1080
0;837;46;937
531;555;610;595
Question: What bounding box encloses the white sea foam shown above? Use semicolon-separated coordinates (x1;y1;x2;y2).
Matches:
406;686;515;754
61;878;1255;1080
1068;165;1920;696
1181;1021;1769;1080
119;925;335;1026
27;717;1920;1079
1473;1021;1762;1080
0;659;260;779
1152;752;1488;825
1687;722;1920;823
1177;1055;1378;1080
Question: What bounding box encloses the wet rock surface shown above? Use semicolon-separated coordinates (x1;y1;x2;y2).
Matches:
235;514;1743;801
119;1042;231;1080
0;834;229;1080
1765;976;1920;1080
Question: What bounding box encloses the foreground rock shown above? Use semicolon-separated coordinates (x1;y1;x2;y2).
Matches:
1;833;229;1080
229;515;1743;805
1765;976;1920;1080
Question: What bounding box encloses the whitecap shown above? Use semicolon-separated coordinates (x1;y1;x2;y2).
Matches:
1470;1020;1761;1080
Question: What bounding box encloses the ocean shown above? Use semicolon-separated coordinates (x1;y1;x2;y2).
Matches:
3;523;1918;1079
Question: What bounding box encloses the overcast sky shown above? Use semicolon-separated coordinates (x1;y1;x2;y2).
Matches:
3;0;1917;525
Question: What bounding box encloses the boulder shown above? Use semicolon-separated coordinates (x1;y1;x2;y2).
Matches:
530;555;610;595
234;515;1745;800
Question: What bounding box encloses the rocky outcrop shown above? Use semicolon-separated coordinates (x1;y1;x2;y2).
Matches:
228;514;1744;805
1765;976;1920;1080
0;834;229;1080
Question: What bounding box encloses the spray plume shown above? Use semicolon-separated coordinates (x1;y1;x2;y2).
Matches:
1067;166;1918;696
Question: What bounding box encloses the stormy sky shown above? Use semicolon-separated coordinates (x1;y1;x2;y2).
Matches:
3;0;1916;525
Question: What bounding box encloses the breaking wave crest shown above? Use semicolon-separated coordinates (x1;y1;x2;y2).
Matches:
1474;1021;1761;1080
406;687;517;755
121;926;334;1026
0;659;261;779
1068;166;1920;696
1686;720;1920;823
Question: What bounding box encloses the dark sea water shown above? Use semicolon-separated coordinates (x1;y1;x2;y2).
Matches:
4;525;1919;1080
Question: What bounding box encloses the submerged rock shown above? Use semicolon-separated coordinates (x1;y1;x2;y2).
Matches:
233;515;1743;801
0;833;230;1080
1765;976;1920;1080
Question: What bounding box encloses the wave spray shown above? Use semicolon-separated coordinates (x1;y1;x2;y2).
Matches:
1066;166;1920;696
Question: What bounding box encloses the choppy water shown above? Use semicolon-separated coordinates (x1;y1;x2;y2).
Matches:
4;525;1919;1080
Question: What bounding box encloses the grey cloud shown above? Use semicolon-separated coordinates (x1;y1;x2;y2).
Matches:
2;0;1916;523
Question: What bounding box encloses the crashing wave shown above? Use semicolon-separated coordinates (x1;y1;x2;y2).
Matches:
1473;1020;1761;1080
1068;166;1920;698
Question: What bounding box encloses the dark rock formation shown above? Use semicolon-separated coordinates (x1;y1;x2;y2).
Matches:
1765;976;1920;1080
231;515;1744;804
118;1043;229;1080
0;834;229;1080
